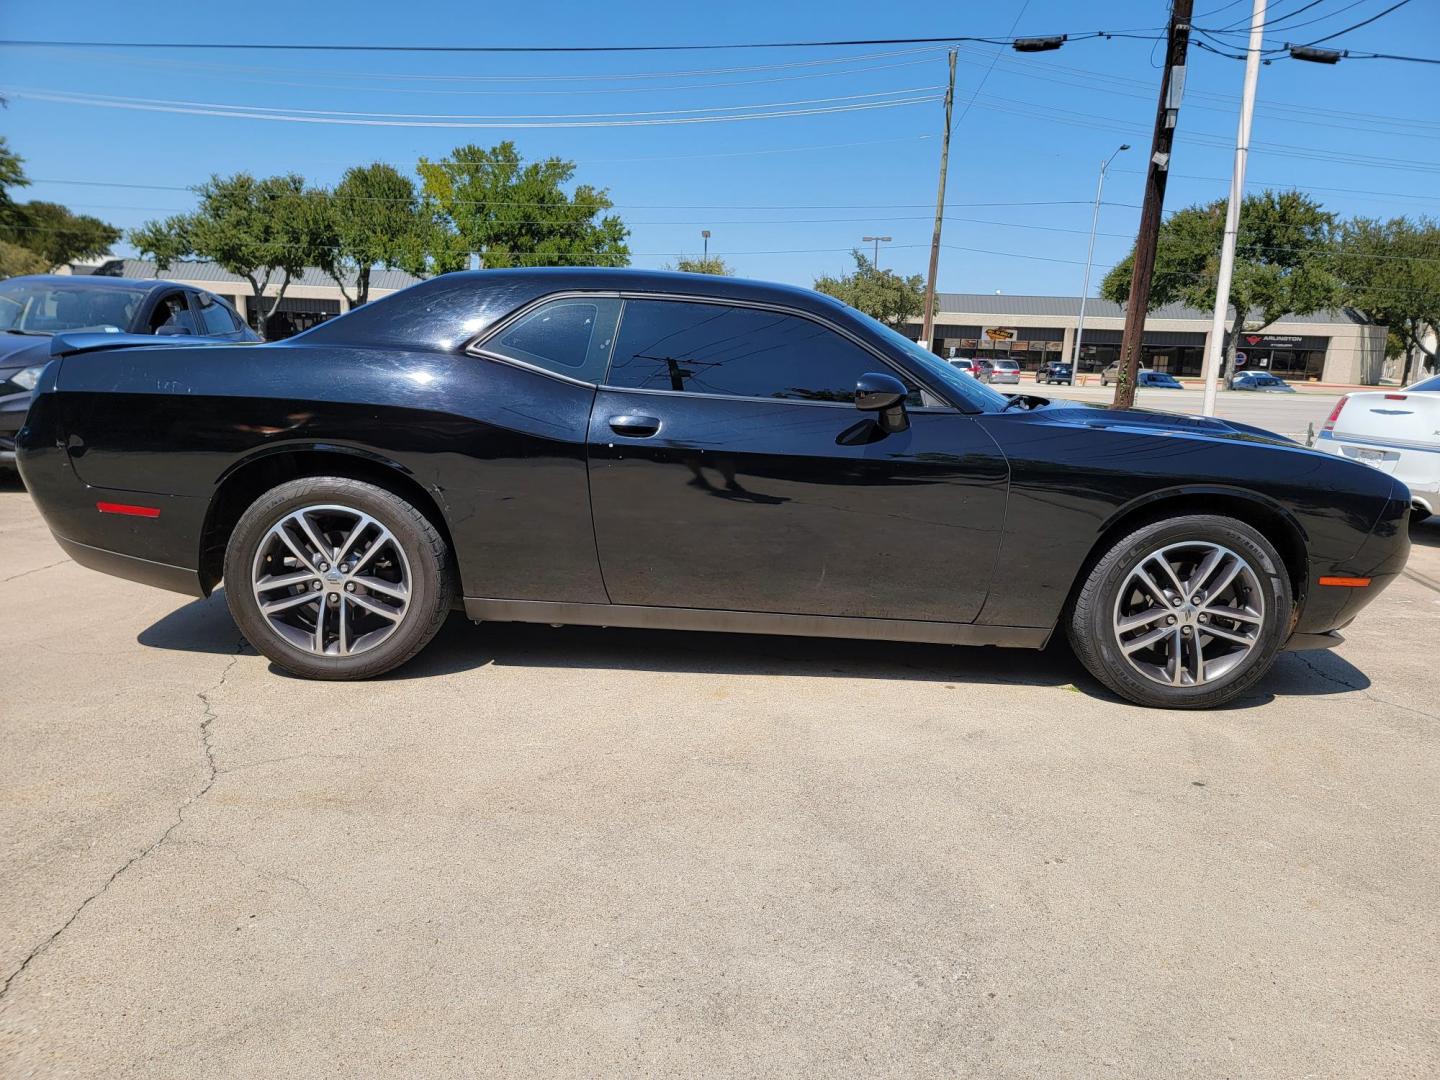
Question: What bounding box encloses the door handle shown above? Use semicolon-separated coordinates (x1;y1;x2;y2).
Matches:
607;414;661;438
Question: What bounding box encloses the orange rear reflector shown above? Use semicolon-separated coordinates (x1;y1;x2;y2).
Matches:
96;501;160;518
1317;576;1371;587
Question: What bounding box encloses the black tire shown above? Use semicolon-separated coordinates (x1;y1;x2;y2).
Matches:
223;476;456;680
1067;515;1292;709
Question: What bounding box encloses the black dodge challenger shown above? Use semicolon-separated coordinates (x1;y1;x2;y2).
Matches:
16;269;1410;708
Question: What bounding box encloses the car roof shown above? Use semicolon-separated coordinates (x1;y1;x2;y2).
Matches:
5;274;191;294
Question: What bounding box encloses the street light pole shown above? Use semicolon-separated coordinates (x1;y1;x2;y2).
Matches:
862;235;892;269
1200;0;1266;417
1071;143;1129;385
701;230;711;260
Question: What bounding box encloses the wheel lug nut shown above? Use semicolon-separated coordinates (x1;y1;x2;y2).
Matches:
328;593;339;605
311;580;322;591
345;582;355;593
1181;626;1192;636
318;562;329;572
1166;615;1177;625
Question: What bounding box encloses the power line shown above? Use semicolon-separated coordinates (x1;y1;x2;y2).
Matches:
3;87;944;128
1302;0;1413;45
0;31;1166;55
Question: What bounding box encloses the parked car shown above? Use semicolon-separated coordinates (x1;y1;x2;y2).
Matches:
1034;361;1072;385
1137;371;1184;389
950;357;977;377
17;269;1410;709
982;358;1021;385
1231;371;1296;393
1316;375;1439;520
1100;362;1149;387
0;275;257;469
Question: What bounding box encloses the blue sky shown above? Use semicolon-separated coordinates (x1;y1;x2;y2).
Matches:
1;0;1435;294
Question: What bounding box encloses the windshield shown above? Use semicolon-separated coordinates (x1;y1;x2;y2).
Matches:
866;320;1012;411
1410;374;1440;393
0;280;146;335
993;359;1019;370
1247;375;1284;386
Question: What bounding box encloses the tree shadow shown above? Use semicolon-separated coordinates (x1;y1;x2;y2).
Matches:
137;589;1372;709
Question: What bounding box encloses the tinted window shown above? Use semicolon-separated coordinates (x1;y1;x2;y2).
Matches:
150;292;199;334
484;297;622;383
1410;375;1440;393
197;293;239;335
606;299;919;404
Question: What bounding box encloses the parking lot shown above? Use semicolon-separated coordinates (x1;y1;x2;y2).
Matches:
2;470;1438;1078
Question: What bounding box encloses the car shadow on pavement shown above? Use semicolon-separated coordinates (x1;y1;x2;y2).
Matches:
0;471;25;493
137;588;1373;708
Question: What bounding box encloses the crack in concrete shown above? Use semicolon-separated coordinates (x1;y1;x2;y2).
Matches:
1290;651;1440;724
1;558;69;584
0;638;248;1008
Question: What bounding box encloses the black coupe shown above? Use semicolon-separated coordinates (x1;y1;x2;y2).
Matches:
16;269;1410;708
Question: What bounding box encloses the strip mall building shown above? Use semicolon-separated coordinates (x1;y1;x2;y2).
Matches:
909;293;1389;384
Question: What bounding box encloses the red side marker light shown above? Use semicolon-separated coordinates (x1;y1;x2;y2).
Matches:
96;501;160;518
1317;576;1371;588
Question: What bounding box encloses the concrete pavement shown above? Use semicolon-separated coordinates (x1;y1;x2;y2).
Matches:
2;472;1439;1078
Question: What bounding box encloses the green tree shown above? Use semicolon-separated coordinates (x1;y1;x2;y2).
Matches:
415;141;629;271
322;163;424;306
667;254;733;276
2;201;120;268
813;250;925;328
1102;190;1338;378
1333;216;1440;383
131;173;332;339
0;137;120;271
0;240;49;277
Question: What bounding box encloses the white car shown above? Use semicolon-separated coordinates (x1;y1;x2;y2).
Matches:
1317;374;1440;520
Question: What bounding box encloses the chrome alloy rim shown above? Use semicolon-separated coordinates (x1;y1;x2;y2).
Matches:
250;504;411;657
1112;541;1265;688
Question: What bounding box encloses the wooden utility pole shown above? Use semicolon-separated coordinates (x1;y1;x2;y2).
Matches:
1112;0;1194;410
920;48;957;354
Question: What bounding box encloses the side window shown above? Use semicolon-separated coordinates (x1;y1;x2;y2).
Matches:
196;292;240;336
606;299;920;404
149;292;199;334
480;297;623;383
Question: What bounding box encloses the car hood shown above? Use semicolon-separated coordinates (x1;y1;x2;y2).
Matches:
1032;398;1299;449
0;334;51;375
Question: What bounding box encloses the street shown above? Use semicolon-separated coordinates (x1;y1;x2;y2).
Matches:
3;474;1438;1078
1024;380;1345;440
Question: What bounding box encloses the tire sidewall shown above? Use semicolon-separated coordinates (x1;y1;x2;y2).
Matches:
1079;516;1292;708
223;477;449;679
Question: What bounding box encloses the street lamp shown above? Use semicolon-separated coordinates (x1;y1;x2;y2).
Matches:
701;229;711;260
862;235;892;269
1071;143;1130;385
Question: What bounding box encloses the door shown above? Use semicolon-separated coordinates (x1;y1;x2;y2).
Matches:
586;298;1009;623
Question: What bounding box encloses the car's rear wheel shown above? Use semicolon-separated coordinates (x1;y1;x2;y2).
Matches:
1067;515;1292;709
223;477;455;680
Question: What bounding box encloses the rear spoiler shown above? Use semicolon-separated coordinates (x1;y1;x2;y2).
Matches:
49;332;242;359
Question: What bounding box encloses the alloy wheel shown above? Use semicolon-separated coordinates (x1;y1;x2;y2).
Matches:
1111;541;1264;688
250;503;412;656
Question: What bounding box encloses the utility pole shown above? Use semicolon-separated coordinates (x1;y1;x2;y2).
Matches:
920;47;957;355
1072;143;1130;385
1200;0;1266;417
1112;0;1193;410
863;235;892;269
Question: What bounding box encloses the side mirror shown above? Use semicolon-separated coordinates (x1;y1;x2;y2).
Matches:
156;324;192;336
854;371;910;434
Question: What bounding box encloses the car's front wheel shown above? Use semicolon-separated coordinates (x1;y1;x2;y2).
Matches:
1067;515;1292;709
223;477;456;679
